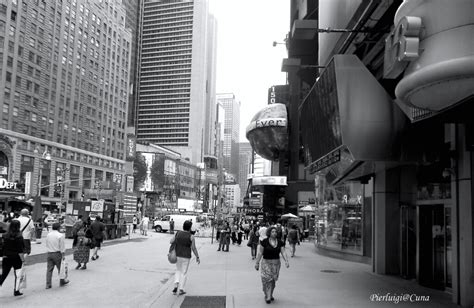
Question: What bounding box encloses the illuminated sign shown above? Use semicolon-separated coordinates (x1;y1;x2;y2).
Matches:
246;118;287;133
126;134;136;161
252;176;287;186
384;16;422;79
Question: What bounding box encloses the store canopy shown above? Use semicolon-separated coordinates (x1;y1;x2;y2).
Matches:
281;213;298;219
300;55;408;185
299;205;315;212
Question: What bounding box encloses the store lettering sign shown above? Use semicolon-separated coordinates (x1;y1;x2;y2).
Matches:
384;16;422;79
237;207;264;214
269;86;276;104
126;134;136;161
256;118;287;128
342;194;362;205
0;178;17;189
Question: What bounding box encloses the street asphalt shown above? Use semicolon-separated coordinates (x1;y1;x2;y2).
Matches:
0;229;458;308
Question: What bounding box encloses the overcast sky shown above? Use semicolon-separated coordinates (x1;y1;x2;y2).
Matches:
209;0;290;142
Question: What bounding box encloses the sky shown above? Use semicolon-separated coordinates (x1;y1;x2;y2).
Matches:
209;0;290;142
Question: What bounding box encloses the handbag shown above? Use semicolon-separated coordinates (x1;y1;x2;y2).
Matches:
167;232;178;264
15;267;27;290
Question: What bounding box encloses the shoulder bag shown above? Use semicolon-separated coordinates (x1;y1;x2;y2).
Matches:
167;231;178;264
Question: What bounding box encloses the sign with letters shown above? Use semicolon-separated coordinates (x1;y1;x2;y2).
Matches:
0;178;17;189
384;16;422;79
126;134;136;161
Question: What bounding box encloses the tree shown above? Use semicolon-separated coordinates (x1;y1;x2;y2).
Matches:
150;158;164;190
133;153;147;191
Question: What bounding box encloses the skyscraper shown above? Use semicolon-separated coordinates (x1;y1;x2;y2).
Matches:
216;93;240;180
0;0;131;208
137;0;216;164
238;142;252;199
122;0;142;128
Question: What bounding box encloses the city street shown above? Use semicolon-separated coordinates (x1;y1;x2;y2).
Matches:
1;231;456;308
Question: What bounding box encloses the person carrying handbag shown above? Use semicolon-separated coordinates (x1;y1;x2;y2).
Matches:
0;220;26;296
169;220;200;296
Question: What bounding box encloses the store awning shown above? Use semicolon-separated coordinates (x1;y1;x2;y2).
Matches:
300;55;408;184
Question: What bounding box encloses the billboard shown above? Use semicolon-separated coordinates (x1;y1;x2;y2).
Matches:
126;134;136;161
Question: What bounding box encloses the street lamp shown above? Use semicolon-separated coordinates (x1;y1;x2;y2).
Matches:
56;167;69;217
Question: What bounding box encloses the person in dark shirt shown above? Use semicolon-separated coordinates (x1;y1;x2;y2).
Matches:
90;216;106;261
169;220;200;295
0;220;26;296
254;226;289;304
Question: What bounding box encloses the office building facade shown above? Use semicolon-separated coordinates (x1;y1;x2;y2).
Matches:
0;0;131;210
137;0;216;164
216;93;240;180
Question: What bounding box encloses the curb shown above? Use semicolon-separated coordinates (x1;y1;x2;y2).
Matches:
0;237;148;267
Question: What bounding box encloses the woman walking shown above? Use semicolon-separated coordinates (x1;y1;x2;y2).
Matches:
170;220;200;295
255;226;289;304
287;225;300;257
73;229;91;270
248;225;260;259
0;220;26;296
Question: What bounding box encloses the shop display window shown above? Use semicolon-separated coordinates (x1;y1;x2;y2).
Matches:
317;182;364;254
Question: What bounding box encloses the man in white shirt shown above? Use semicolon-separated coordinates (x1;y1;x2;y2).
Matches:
45;223;68;289
258;222;270;242
15;209;35;255
141;216;149;236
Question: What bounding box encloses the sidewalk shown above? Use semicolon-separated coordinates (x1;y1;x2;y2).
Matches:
0;228;147;266
145;238;457;308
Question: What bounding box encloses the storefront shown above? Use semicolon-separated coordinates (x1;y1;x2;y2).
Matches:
317;180;372;256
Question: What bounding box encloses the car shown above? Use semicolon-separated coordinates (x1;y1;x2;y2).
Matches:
153;215;199;233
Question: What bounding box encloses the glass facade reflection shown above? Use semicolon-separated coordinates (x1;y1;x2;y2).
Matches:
316;181;370;255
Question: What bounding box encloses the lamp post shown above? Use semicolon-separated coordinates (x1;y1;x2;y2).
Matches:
32;150;51;223
56;167;69;217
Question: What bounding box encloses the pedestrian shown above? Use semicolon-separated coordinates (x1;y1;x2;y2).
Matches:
218;222;231;252
141;215;149;236
231;223;238;245
237;224;244;245
258;222;269;242
170;220;200;295
14;209;35;255
45;222;69;289
287;225;300;257
170;218;175;234
73;228;91;270
254;226;289;304
71;215;84;248
0;220;26;296
90;216;106;260
248;225;260;260
132;215;138;233
42;214;49;232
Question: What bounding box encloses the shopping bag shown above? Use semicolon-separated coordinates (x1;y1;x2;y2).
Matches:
59;259;68;280
15;267;27;290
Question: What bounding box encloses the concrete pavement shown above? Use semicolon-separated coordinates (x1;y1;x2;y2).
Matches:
146;238;457;308
0;230;458;307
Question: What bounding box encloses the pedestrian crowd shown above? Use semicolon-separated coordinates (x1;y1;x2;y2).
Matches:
213;218;304;304
0;209;107;297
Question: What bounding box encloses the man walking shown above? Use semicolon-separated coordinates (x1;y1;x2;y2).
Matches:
141;216;149;236
132;215;138;233
45;223;68;288
170;218;175;234
90;216;106;260
15;209;35;255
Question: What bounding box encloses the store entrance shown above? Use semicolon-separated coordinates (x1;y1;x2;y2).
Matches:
418;204;452;290
400;205;416;279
